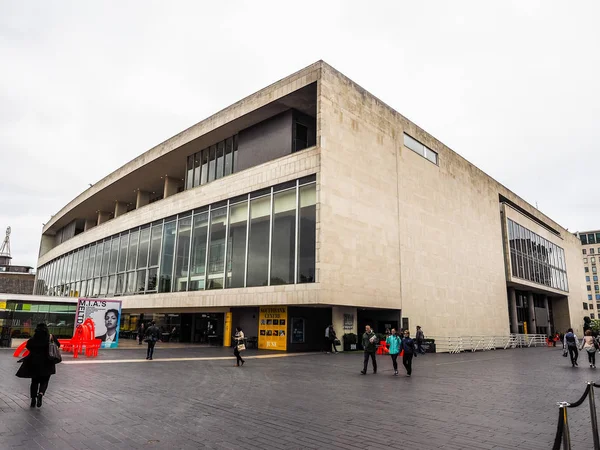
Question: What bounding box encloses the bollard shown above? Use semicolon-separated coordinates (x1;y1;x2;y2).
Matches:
557;402;572;450
589;382;600;450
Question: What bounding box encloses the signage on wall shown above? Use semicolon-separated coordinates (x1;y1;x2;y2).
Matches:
343;314;354;331
258;306;287;351
75;299;122;349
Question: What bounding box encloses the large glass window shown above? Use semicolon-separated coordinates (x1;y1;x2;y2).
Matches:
271;189;296;285
137;227;151;269
109;237;119;275
507;218;567;291
298;184;316;283
246;196;271;287
159;221;176;292
71;251;79;282
101;239;111;276
149;224;162;267
226;201;248;288
174;216;192;292
200;149;209;185
94;242;104;277
224;137;233;176
190;212;208;291
87;244;97;279
193;154;201;187
208;145;216;183
207;207;227;289
118;233;129;272
216;141;225;179
127;230;139;271
186;155;194;190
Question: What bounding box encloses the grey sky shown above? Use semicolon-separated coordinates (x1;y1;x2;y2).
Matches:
1;1;599;268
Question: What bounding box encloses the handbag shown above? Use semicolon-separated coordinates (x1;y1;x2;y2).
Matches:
334;339;341;346
237;343;246;351
48;337;62;364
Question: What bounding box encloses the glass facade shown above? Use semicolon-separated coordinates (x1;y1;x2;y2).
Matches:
507;219;568;292
35;176;317;298
185;135;238;190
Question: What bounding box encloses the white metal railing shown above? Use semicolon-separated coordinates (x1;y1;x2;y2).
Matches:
428;334;550;353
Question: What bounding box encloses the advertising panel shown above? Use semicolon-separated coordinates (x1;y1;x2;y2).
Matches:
258;306;287;350
75;299;122;348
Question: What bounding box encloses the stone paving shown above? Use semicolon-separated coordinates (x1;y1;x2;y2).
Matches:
0;344;598;449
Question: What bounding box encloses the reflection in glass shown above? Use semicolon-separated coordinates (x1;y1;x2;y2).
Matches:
226;201;248;288
246;196;271;287
136;269;146;293
126;271;136;294
174;216;192;292
147;268;158;291
271;189;296;285
298;184;316;283
190;212;208;291
207;208;227;289
159;221;176;292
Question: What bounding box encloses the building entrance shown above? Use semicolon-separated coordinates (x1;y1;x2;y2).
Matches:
180;313;223;345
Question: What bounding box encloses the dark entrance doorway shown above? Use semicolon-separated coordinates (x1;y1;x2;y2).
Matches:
179;313;224;345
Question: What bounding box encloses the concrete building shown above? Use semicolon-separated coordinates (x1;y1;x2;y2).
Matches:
577;231;600;319
0;227;35;296
32;61;587;349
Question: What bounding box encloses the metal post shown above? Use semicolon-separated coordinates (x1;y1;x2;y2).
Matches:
589;382;600;450
557;402;571;450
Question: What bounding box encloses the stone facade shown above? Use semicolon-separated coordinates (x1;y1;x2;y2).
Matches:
0;273;35;295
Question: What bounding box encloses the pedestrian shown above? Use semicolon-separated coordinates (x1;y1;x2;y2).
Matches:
328;324;339;354
137;322;145;345
233;326;245;367
145;321;161;360
564;328;579;367
386;328;402;376
415;325;425;355
360;325;378;375
15;323;61;408
324;324;332;353
560;332;565;349
402;329;416;377
581;329;597;369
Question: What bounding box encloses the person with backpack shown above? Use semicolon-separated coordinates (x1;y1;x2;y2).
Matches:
402;329;416;377
386;328;402;376
564;328;579;367
15;323;61;408
145;321;161;360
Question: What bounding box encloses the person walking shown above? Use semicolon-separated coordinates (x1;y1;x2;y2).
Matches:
386;328;402;376
564;328;579;367
361;325;378;375
415;326;425;355
137;322;145;345
328;324;339;354
401;329;416;377
581;329;597;368
233;326;246;367
145;321;161;360
15;323;61;408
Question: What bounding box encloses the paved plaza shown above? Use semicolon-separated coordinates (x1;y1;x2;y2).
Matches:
0;344;599;449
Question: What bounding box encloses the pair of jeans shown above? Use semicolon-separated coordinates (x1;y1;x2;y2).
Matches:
234;347;244;365
30;376;50;399
147;341;156;359
568;346;578;365
403;353;414;375
390;353;399;371
587;349;596;366
363;352;377;372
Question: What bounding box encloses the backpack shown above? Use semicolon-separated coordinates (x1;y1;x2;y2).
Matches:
566;333;576;348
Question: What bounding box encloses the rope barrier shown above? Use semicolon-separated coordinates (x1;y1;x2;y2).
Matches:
552;407;565;450
567;384;591;408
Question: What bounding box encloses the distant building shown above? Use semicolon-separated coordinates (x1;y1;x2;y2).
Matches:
577;231;600;318
0;227;35;295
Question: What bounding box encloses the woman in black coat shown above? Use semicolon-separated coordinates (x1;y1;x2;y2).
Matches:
16;323;60;407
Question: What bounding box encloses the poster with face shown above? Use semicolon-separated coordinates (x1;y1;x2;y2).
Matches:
75;299;122;349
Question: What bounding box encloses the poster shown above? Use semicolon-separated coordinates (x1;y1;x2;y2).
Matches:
75;299;122;349
258;306;287;350
224;312;232;347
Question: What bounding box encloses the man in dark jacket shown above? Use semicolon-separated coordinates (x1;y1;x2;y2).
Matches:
402;330;416;377
145;321;161;360
415;326;425;355
361;325;378;375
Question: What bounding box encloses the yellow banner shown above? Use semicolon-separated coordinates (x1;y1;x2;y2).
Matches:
258;306;287;351
224;312;232;347
0;301;6;309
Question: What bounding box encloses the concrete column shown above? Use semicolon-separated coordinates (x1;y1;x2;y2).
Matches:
527;292;536;334
84;219;96;231
97;211;111;226
508;287;518;334
163;176;179;198
544;296;551;334
114;201;128;218
136;190;150;209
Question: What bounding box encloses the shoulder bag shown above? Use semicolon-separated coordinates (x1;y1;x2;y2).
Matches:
48;336;62;364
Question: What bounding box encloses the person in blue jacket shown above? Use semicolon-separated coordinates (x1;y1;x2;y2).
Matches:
386;328;402;376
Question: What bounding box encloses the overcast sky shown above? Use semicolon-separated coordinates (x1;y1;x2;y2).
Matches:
1;1;599;268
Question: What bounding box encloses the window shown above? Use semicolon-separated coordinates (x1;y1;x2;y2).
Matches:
586;267;590;273
593;257;597;265
404;133;438;165
225;201;248;288
149;224;162;267
586;276;591;282
271;189;296;285
294;122;308;152
595;285;599;292
595;276;599;282
208;145;216;183
189;212;208;291
596;294;600;300
207;207;227;289
589;294;593;300
127;230;139;271
597;233;600;243
137;227;151;269
582;234;589;245
298;183;316;283
591;248;596;255
592;313;596;319
594;266;598;274
173;216;192;292
585;258;589;264
587;285;592;291
591;303;595;309
590;233;597;244
216;141;225;180
584;302;589;310
159;221;176;292
246;195;271;287
584;249;588;255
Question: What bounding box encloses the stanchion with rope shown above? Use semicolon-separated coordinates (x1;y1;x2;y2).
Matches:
552;383;592;450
